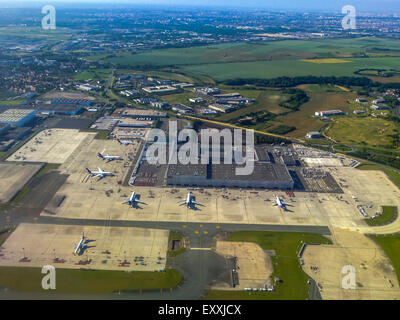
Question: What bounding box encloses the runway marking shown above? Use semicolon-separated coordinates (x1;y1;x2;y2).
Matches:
194;230;199;234
216;226;220;229
183;224;187;228
191;247;211;250
203;231;208;235
199;224;203;228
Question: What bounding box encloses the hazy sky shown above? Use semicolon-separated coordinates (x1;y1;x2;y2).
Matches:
1;0;400;13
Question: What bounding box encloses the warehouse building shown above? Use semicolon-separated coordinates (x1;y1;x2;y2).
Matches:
0;109;36;127
208;103;236;113
34;103;84;115
166;162;294;189
116;108;167;119
314;110;344;117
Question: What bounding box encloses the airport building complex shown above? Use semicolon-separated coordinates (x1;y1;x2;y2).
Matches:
166;162;294;189
0;109;36;127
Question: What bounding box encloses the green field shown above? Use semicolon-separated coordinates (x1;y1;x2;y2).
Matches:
325;117;399;148
83;38;400;82
183;57;400;81
0;267;181;294
366;206;397;226
73;68;112;81
205;231;332;300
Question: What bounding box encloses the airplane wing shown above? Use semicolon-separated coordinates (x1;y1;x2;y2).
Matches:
135;200;146;205
192;201;203;206
121;199;130;204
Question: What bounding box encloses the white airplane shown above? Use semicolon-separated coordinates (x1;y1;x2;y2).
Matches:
73;233;87;255
271;195;292;211
121;191;146;208
86;167;114;179
117;139;133;145
98;152;123;162
178;192;203;208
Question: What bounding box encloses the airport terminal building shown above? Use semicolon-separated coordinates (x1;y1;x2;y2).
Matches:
166;162;294;189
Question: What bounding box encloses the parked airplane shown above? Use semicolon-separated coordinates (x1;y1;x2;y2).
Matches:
117;139;133;145
178;192;203;209
86;167;114;179
271;195;292;211
98;152;123;162
73;233;87;255
121;191;146;208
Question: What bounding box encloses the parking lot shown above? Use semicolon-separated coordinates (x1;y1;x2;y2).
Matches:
7;129;96;164
0;223;169;272
0;163;42;203
41;165;400;231
215;241;273;290
302;228;400;300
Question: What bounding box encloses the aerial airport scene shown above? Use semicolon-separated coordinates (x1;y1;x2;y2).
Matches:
0;0;400;305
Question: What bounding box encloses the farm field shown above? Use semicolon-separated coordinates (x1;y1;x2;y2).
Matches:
92;37;400;67
325;117;399;148
182;57;400;81
273;91;357;138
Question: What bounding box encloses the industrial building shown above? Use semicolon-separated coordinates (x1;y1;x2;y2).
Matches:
314;110;344;117
0;123;10;135
50;99;93;106
118;118;153;128
34;103;85;115
142;85;177;93
0;109;36;127
166;162;294;189
172;104;193;114
306;131;323;139
115;108;167;119
208;103;236;113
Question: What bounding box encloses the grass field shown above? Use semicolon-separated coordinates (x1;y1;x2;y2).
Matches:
273;91;356;138
369;235;400;285
205;231;332;300
83;37;400;81
0;267;181;294
326;117;399;148
73;68;111;81
183;57;400;81
366;206;397;226
300;58;351;64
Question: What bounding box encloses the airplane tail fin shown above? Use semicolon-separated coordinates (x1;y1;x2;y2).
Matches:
97;153;104;159
85;168;92;174
117;139;122;144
